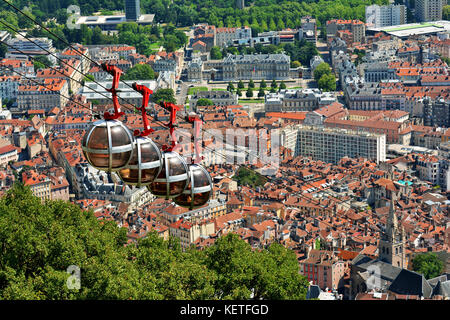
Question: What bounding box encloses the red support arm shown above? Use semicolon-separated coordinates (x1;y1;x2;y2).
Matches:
160;102;181;152
186;113;204;164
102;63;125;120
132;83;154;137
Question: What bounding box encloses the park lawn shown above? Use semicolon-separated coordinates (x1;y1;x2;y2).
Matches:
238;98;265;104
188;86;211;95
148;42;162;52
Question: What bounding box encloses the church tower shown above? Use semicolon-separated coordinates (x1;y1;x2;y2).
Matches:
378;194;407;269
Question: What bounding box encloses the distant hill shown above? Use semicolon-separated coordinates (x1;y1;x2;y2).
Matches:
1;0;388;30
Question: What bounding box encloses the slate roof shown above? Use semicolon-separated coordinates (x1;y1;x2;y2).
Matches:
388;269;433;298
223;53;290;64
352;254;403;283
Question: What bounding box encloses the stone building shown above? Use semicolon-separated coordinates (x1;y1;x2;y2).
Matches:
190;90;238;108
222;54;290;81
265;89;336;113
187;53;291;81
378;196;407;269
326;20;365;44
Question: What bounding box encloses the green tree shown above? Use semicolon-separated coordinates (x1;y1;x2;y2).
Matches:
33;55;51;72
196;98;214;106
0;12;19;33
291;61;301;68
269;18;277;31
412;253;444;279
227;82;235;92
258;88;265;98
315;238;321;250
122;64;156;80
232;166;267;187
246;87;253;98
151;88;176;105
17;7;35;29
314;62;332;82
83;75;95;82
280;81;287;90
318;74;336;92
238;80;245;89
248;79;255;89
164;40;177;53
0;184;308;300
0;43;7;59
271;79;277;89
91;26;104;44
443;5;450;20
260;79;267;88
210;46;222;60
204;233;308;299
277;18;285;30
0;183;136;299
236;88;242;97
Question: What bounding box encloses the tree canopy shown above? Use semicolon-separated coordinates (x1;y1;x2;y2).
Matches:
412;252;445;280
210;46;223;60
313;62;332;82
196;98;214;106
0;0;391;37
443;5;450;20
151;88;176;105
0;183;308;300
318;73;336;92
233;166;267;188
122;64;156;81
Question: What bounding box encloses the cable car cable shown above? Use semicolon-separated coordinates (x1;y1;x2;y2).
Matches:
0;2;356;211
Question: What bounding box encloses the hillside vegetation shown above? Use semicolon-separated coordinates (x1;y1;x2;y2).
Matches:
0;183;308;300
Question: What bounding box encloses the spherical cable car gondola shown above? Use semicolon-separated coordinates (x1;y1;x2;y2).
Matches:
118;83;162;187
81;64;134;172
174;163;213;209
174;113;213;209
148;102;190;199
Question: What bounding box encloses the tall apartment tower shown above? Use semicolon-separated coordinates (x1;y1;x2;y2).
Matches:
365;4;407;28
125;0;140;21
236;0;245;10
415;0;444;22
378;195;407;269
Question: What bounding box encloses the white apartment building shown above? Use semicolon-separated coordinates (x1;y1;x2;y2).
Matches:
81;80;156;105
162;199;227;226
0;144;18;167
365;4;407;28
280;125;299;154
0;58;34;77
17;78;69;112
294;125;386;164
59;45;91;75
415;0;444;22
169;219;216;249
36;59;83;94
22;170;52;202
0;75;20;100
6;37;57;64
